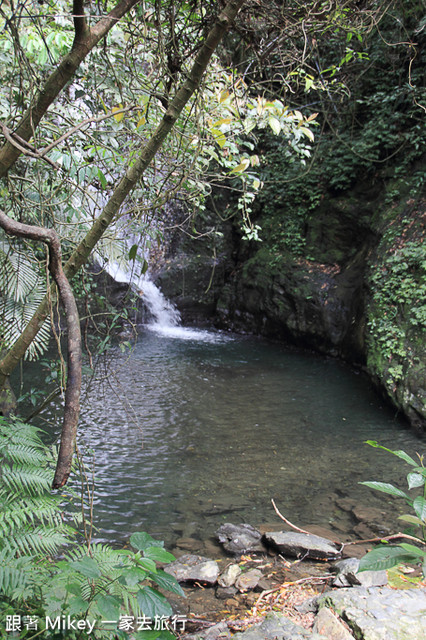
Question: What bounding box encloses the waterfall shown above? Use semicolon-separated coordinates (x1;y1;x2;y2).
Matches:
103;259;230;342
138;279;181;328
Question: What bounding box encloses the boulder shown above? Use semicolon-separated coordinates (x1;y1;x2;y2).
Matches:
313;608;355;640
263;531;341;560
218;564;242;588
216;523;264;555
235;569;263;593
231;612;328;640
318;586;426;640
164;554;219;585
332;558;388;588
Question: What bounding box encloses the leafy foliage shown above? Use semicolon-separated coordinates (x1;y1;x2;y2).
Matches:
0;418;183;639
358;441;426;577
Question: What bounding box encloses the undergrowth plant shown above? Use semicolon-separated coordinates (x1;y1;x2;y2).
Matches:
0;417;184;639
358;441;426;577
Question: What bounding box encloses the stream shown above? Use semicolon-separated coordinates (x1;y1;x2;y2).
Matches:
53;323;422;549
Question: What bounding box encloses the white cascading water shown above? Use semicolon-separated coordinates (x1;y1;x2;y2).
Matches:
103;260;228;342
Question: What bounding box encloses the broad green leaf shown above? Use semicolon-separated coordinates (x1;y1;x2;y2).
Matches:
398;514;425;526
413;496;426;522
96;594;121;621
364;442;417;466
407;472;424;489
141;260;149;275
136;586;173;618
65;583;82;597
137;557;157;573
71;557;101;579
359;481;408;499
151;569;185;596
68;596;90;617
133;632;161;640
268;116;281;135
358;546;416;573
398;543;426;556
144;547;176;563
130;532;164;551
121;567;147;586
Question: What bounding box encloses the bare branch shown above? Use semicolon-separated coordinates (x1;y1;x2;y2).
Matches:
0;211;82;489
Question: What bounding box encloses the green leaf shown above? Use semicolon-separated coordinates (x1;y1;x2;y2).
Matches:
97;168;107;189
268;116;281;135
299;126;314;142
364;442;417;466
65;583;82;597
133;633;161;640
398;514;425;526
68;596;90;617
129;244;138;261
210;128;226;148
144;547;176;563
413;496;426;522
121;567;147;586
398;543;426;557
359;481;408;499
136;586;173;618
407;472;425;489
71;557;101;579
137;557;157;573
96;594;121;621
358;546;417;573
130;532;164;551
151;569;185;596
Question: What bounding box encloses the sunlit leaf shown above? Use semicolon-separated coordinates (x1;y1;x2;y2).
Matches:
359;481;408;499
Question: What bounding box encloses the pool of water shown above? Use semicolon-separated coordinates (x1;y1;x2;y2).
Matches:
48;326;422;548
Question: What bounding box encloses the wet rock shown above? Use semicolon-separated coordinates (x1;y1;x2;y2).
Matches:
176;537;203;552
318;586;426;640
235;569;263;592
218;564;241;587
164;554;219;585
263;531;341;560
231;612;328;639
215;586;238;600
332;558;388;588
216;523;264;555
313;607;355;640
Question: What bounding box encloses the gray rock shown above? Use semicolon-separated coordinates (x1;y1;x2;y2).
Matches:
332;558;388;588
218;563;242;587
263;531;341;560
216;523;264;555
184;621;232;640
318;586;426;640
313;608;355;639
235;568;263;592
164;554;219;585
215;585;238;599
232;613;328;639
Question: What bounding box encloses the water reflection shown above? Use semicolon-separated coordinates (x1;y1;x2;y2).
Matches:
45;330;422;546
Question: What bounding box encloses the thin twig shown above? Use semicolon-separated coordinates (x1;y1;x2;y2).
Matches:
271;499;313;535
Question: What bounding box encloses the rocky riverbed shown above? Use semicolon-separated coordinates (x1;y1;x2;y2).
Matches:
161;522;426;640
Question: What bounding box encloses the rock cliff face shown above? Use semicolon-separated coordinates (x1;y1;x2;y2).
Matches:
157;177;425;432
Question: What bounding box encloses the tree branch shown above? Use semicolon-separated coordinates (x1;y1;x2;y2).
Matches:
0;0;246;397
0;212;82;489
0;0;140;177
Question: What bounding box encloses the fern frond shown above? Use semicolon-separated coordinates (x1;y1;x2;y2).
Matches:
6;527;70;556
0;234;51;360
1;466;53;496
